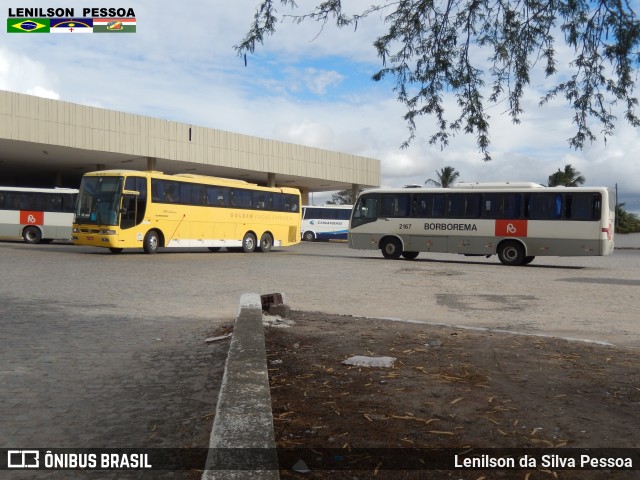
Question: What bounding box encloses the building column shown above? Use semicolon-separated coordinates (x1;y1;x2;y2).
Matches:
300;188;309;205
267;172;276;188
147;157;157;171
351;184;361;205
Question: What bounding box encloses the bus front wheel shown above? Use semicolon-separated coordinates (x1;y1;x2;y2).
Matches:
498;241;525;266
258;233;273;252
242;232;256;253
303;231;315;242
23;226;42;244
402;251;420;260
143;231;160;254
380;237;403;260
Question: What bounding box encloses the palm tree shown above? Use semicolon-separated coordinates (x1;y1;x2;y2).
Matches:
615;203;640;233
425;166;461;188
548;164;586;187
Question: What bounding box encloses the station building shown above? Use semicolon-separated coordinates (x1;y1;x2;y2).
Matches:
0;90;380;203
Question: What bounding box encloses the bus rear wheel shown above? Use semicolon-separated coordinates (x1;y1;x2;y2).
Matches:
258;233;273;252
380;237;403;260
143;231;160;254
402;251;420;260
23;226;42;244
242;232;256;253
498;241;525;266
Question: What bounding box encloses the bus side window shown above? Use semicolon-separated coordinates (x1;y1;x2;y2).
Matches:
568;193;599;220
207;187;227;206
484;195;495;218
464;194;482;218
381;194;410;217
338;209;351;220
432;194;446;218
290;196;299;212
504;194;521;218
414;194;433;218
553;194;562;219
529;193;561;220
6;193;22;210
50;194;62;212
592;195;602;220
364;198;378;218
63;194;77;213
253;192;266;209
352;195;379;227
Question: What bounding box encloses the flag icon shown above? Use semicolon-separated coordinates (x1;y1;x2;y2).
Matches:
93;18;136;33
7;18;50;33
50;18;93;33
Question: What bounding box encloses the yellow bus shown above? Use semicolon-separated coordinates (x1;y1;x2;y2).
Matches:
72;170;301;254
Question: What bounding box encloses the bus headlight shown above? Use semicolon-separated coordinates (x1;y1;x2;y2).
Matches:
99;229;116;235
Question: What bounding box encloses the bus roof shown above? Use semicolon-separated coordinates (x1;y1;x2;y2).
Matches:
303;204;353;208
82;170;300;194
0;186;78;194
359;183;611;194
452;182;545;189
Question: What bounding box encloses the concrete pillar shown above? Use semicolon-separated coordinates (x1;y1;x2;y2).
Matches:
300;189;309;205
147;157;157;171
351;184;361;205
267;172;276;188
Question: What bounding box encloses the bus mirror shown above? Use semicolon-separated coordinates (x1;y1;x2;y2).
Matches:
123;190;140;196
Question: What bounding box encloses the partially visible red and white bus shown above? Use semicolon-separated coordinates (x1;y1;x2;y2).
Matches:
349;182;615;266
0;186;78;244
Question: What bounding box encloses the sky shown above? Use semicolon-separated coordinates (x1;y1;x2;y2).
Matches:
2;0;640;212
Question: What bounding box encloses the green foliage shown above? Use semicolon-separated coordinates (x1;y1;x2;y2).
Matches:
616;203;640;234
547;164;586;187
326;189;360;205
236;1;640;160
425;166;461;187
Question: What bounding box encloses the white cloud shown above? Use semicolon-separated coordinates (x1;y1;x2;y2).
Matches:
0;46;60;99
304;68;344;95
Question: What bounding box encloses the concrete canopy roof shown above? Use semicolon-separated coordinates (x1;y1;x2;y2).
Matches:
0;90;380;193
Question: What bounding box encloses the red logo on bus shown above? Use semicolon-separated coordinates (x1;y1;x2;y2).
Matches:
495;219;528;237
20;211;44;225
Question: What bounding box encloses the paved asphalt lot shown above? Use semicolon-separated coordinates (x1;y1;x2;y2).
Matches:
1;236;639;477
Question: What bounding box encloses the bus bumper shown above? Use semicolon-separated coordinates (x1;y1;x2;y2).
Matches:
72;230;121;249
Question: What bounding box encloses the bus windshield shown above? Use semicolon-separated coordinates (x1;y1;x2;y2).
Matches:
75;176;123;226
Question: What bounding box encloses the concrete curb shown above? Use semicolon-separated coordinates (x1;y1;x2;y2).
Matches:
201;293;279;480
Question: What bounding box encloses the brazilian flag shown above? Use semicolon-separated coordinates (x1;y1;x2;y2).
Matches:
7;18;51;33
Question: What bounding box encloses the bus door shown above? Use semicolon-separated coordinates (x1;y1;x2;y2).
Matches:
120;177;147;231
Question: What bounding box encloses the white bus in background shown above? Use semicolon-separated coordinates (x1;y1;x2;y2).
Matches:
349;182;615;266
301;205;353;241
0;186;78;244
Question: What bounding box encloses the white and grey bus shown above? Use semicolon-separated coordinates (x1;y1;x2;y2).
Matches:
348;182;615;266
0;186;78;244
301;205;353;241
